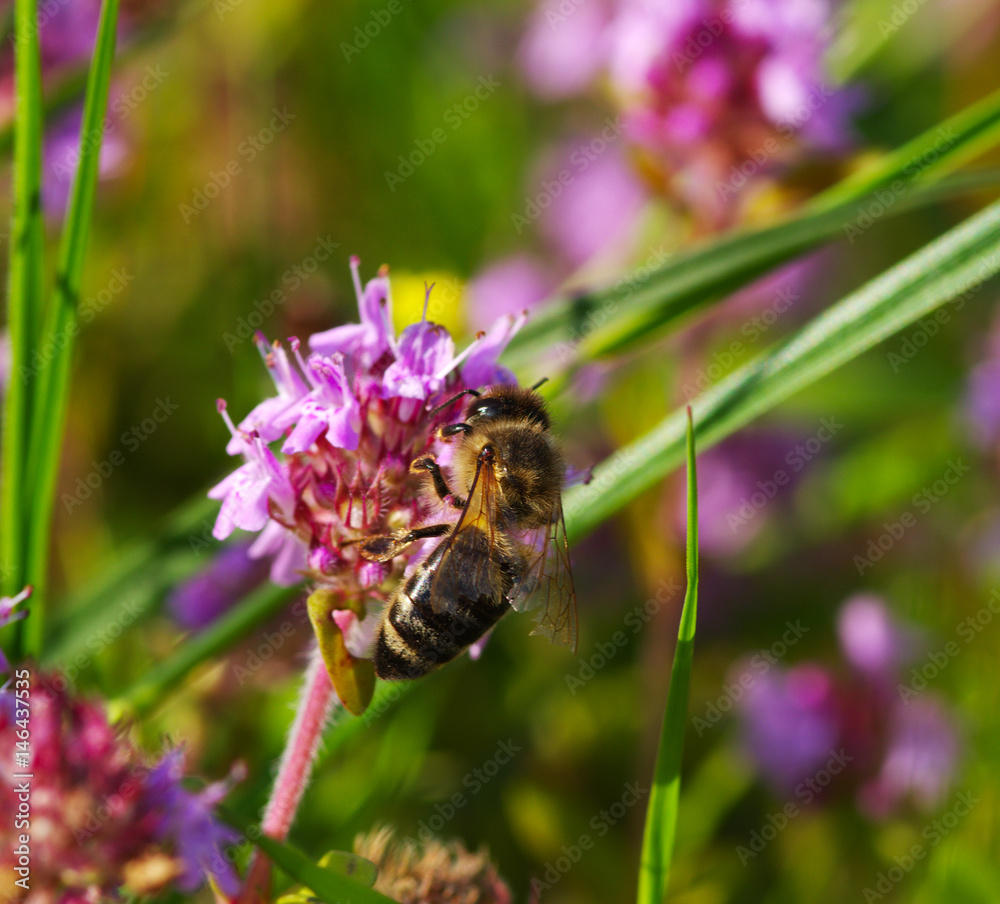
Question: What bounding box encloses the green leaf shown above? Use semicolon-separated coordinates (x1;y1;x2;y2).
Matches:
218;809;395;904
636;409;699;904
809;85;1000;212
42;494;220;667
563;196;1000;545
506;87;1000;370
109;582;301;720
1;0;47;637
21;0;121;657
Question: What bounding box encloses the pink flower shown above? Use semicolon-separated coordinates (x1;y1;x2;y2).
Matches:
518;0;857;226
465;255;554;334
734;595;959;817
0;675;240;901
538;145;648;268
209;256;526;603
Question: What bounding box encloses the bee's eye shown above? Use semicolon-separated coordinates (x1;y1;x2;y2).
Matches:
468;398;501;420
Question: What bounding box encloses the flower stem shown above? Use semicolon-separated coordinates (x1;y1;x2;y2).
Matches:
241;644;337;903
264;645;337;837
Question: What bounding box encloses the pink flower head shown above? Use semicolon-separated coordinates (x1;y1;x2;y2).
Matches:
209;257;526;602
735;595;960;819
837;594;915;680
0;675;240;901
167;543;270;630
519;0;857;227
465;254;554;333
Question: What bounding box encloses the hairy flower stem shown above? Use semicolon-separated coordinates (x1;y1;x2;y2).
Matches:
241;645;337;903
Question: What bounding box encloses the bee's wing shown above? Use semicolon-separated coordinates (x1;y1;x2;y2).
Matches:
507;503;578;651
426;455;506;615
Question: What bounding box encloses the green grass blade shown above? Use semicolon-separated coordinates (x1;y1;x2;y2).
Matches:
809;85;1000;212
42;495;219;666
20;0;121;656
637;408;699;904
563;197;1000;544
506;173;997;373
248;835;394;904
1;0;46;616
219;808;394;904
506;87;1000;369
109;582;300;720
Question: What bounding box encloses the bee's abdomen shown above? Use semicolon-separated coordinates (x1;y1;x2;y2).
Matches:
375;588;510;680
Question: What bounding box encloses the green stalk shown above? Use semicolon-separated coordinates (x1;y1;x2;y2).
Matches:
21;0;121;656
110;583;300;720
636;409;699;904
1;0;45;655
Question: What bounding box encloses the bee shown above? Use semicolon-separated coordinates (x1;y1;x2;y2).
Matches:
357;383;577;680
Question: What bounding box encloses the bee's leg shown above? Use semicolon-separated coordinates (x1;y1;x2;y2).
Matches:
411;455;465;509
352;523;451;562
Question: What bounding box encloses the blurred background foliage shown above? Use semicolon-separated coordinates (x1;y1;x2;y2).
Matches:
4;0;1000;901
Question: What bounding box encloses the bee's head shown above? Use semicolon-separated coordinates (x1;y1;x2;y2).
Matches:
464;385;550;430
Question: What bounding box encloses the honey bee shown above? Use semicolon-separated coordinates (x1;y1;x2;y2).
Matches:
357;383;577;680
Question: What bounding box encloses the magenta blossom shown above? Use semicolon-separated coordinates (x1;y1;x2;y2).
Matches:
465;255;554;334
733;595;959;817
519;0;857;227
167;543;271;630
144;748;244;896
210;257;526;653
0;675;240;902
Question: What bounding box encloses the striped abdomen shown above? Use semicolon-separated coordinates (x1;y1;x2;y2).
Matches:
375;528;519;680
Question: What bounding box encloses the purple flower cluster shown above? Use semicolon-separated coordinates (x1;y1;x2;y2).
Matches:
733;594;959;818
518;0;854;228
167;541;271;630
210;257;523;640
0;675;240;902
964;311;1000;449
0;0;131;218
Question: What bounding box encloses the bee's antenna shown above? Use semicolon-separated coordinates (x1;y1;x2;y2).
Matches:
530;377;549;391
428;388;480;417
